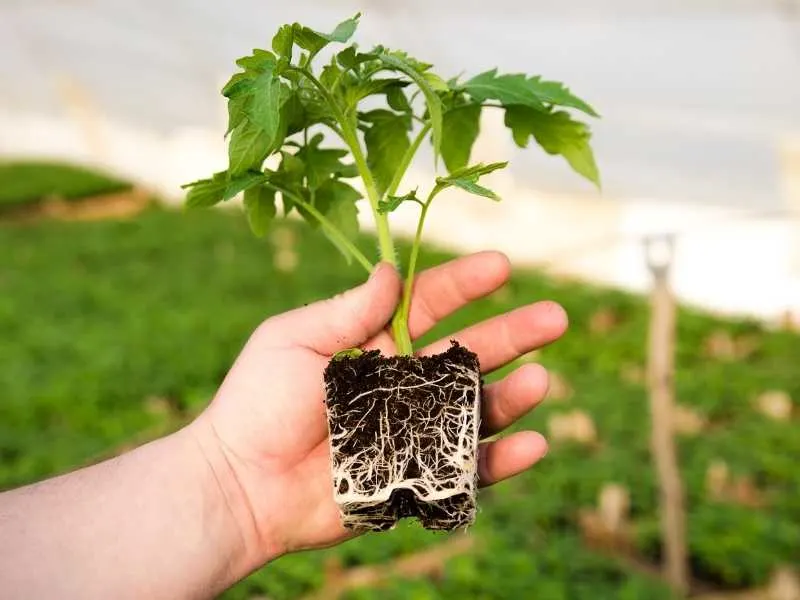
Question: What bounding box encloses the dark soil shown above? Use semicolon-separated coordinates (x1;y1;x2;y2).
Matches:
323;341;483;532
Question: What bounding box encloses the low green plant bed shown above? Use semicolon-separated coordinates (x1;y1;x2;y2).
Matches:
0;161;131;210
1;206;797;598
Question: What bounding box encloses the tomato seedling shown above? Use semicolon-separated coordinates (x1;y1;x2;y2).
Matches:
183;12;599;532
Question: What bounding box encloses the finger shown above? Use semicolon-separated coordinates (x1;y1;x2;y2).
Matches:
478;431;548;487
481;363;549;436
266;263;401;355
419;301;568;373
363;251;511;353
407;251;511;339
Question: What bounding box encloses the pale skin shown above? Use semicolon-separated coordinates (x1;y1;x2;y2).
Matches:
0;251;568;599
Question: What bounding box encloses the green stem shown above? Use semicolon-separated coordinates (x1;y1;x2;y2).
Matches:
391;185;445;356
291;67;397;264
289;66;412;353
263;183;374;274
386;123;431;198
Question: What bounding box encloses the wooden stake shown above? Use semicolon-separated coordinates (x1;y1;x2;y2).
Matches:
644;235;689;594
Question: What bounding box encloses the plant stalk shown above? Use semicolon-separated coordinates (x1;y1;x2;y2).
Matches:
263;183;374;273
292;66;420;355
392;188;439;356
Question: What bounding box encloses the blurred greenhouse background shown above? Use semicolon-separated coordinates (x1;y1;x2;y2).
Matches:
1;1;799;598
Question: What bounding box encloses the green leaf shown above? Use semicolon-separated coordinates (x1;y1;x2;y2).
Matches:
441;104;481;173
376;50;443;165
226;93;251;136
433;161;508;202
344;78;408;109
332;348;364;360
363;110;411;196
336;46;375;70
182;170;267;208
272;25;294;58
315;179;362;217
228;120;273;175
247;72;289;139
378;189;420;214
525;76;599;117
386;85;411;113
183;173;228;208
443;161;508;181
292;26;329;56
448;178;500;201
316;179;361;263
296;143;352;190
243;184;276;237
235;49;277;74
322;13;361;43
277;14;362;61
320;58;343;89
464;69;546;110
221;73;254;98
504;106;600;187
223;170;267;200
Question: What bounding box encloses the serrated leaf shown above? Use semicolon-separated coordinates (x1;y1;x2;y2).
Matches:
235;49;276;74
322;13;361;43
272;25;294;58
292;26;329;56
433;161;507;202
526;76;599;117
221;73;254;98
247;72;289;138
423;72;448;92
317;180;361;264
226;93;251;136
183;170;266;208
376;50;443;166
464;69;546;110
337;46;376;70
378;189;420;214
316;179;362;223
228;120;273;175
504;105;599;187
296;143;352;190
320;58;343;89
449;178;500;200
344;78;408;109
183;173;228;208
441;104;481;172
363;110;411;196
243;184;276;237
442;161;508;181
273;152;305;215
386;85;411;113
224;171;267;200
280;14;362;61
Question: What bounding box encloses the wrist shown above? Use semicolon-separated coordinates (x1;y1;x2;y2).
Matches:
183;417;285;577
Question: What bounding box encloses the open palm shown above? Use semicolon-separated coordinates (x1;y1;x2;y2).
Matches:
192;251;567;568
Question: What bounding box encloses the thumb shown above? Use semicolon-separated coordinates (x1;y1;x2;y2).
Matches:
270;262;402;355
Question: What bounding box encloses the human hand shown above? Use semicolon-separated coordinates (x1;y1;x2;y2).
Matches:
189;251;568;577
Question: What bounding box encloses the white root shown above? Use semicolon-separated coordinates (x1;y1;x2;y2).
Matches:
324;356;482;532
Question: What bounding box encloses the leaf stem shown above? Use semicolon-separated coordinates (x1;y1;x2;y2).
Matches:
386;122;431;198
263;182;373;273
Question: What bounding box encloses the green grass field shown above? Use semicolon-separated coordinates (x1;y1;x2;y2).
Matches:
1;184;798;598
0;161;131;210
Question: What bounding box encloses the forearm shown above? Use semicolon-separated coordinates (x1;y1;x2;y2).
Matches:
0;424;260;599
